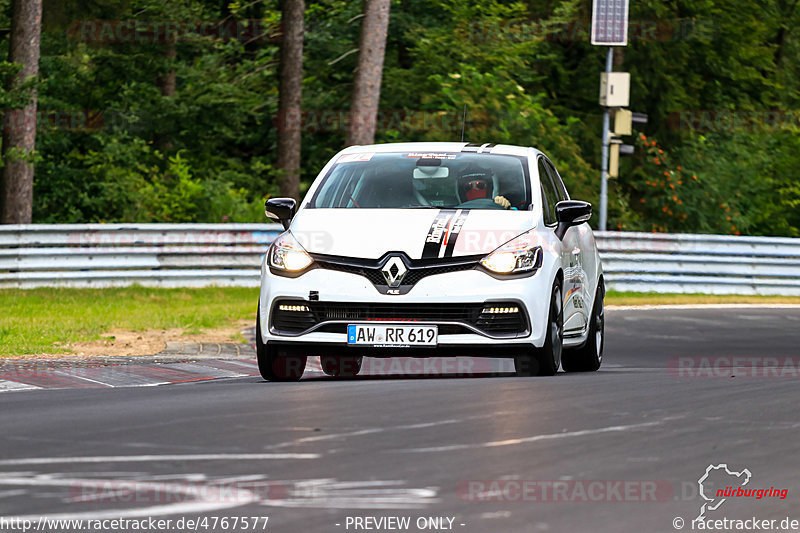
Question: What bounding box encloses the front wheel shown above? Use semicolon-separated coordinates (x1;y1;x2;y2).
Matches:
256;307;307;382
515;282;562;377
561;283;604;373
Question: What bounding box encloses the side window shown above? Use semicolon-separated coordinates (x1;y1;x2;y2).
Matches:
538;158;558;225
544;159;569;201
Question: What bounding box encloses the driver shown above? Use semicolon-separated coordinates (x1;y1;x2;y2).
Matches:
457;164;511;209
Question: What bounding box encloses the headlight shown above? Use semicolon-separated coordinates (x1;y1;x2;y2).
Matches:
268;232;313;272
480;233;542;275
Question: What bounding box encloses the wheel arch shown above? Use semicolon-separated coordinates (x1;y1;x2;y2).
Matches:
553;267;564;290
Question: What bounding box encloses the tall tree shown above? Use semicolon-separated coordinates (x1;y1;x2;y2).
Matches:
276;0;305;200
154;38;177;152
346;0;391;147
1;0;42;224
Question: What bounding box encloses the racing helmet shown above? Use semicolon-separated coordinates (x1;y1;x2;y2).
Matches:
456;163;495;203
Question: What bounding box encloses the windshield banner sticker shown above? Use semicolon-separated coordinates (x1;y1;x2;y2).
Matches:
406;153;457;159
337;153;374;163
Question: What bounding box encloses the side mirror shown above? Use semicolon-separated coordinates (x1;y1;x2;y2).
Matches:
265;198;297;230
555;200;592;240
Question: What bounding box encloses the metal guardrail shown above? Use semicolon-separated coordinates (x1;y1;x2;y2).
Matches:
1;225;799;295
597;231;800;295
0;224;282;289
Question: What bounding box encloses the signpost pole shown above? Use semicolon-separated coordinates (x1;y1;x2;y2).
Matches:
599;47;613;232
591;0;629;231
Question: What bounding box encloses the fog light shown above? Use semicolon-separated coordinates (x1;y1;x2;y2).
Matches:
279;304;310;312
482;306;519;314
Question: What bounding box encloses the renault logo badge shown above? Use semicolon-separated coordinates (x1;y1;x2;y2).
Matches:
381;256;408;287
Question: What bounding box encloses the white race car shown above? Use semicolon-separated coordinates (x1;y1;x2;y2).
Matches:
258;142;604;381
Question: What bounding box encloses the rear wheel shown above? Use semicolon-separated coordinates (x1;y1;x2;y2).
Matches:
320;356;363;377
562;284;604;373
515;282;562;377
256;307;307;382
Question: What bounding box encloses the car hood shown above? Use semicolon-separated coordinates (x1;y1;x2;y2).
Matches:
290;208;537;260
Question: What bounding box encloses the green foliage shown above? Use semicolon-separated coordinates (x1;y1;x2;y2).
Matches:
376;0;597;212
138;152;268;223
1;0;798;235
24;0;282;223
617;129;800;236
675;132;800;237
35;135;268;223
620;134;747;234
0;61;29;108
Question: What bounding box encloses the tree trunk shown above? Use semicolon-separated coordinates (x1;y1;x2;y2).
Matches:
154;40;177;152
773;0;799;66
1;0;42;224
346;0;391;147
159;43;177;98
276;0;305;200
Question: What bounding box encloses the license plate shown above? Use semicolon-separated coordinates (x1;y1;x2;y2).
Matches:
347;324;438;347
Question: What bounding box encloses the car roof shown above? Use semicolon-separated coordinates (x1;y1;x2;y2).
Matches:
339;142;544;159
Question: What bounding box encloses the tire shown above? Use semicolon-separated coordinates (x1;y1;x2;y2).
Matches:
515;282;562;377
320;356;363;377
561;284;604;373
256;306;307;382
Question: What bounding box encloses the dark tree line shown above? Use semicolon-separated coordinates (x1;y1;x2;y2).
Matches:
0;0;797;236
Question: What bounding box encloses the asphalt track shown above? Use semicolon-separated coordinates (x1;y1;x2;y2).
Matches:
1;307;800;533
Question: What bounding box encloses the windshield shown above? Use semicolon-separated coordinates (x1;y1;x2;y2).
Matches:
308;152;531;210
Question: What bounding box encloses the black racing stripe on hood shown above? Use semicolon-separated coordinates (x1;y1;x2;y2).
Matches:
422;209;456;259
443;210;470;257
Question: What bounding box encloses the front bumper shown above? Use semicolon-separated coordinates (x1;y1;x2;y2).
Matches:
259;260;553;352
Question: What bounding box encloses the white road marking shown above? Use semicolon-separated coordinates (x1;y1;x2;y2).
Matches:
213;359;258;369
206;474;267;484
735;314;786;321
270;428;385;449
0;380;40;392
0;473;439;514
0;474;259;520
139;473;208;482
0;453;319;466
400;419;461;429
606;304;800;311
258;479;438;509
600;365;659;372
400;417;680;453
268;415;500;450
53;370;115;387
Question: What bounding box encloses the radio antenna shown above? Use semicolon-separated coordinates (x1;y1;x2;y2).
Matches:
460;104;467;142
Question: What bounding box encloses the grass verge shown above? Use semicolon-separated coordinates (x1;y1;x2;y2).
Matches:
1;288;799;357
0;287;259;357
